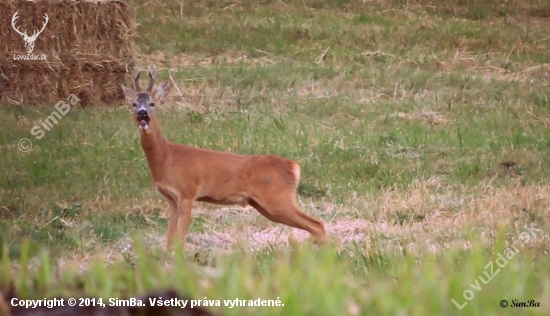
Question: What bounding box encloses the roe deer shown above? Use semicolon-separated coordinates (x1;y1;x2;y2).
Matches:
121;66;327;249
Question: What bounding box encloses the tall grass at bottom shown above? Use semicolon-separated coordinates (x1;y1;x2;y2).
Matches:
1;226;548;316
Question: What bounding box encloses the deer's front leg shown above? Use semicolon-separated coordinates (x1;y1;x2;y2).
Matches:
165;198;178;250
176;199;194;246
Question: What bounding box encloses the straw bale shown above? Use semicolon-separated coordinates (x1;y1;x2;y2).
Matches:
0;0;135;106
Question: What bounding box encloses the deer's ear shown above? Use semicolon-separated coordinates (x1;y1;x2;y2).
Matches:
154;79;171;103
121;85;136;105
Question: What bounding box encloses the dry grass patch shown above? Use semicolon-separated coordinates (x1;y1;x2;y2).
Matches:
386;110;450;125
24;181;549;275
135;51;276;71
435;50;550;83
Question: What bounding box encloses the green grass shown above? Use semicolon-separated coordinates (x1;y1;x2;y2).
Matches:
2;230;549;315
1;0;550;315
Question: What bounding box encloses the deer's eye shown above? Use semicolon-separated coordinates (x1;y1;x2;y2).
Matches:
132;102;138;107
149;102;155;107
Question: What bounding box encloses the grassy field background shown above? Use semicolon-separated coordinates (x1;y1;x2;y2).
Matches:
1;0;550;315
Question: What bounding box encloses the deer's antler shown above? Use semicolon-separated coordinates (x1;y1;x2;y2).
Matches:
11;11;27;38
29;13;49;40
133;67;142;91
146;66;157;92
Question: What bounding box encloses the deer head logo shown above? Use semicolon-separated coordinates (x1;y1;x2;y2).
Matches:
11;11;49;54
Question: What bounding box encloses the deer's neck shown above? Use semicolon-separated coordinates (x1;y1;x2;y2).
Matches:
139;117;170;182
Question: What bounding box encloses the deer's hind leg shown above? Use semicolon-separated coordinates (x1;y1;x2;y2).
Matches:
249;197;327;244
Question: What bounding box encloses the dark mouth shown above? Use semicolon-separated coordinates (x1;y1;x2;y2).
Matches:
137;112;150;130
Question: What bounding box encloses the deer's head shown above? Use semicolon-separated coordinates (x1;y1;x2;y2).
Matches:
121;66;171;132
11;11;49;54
